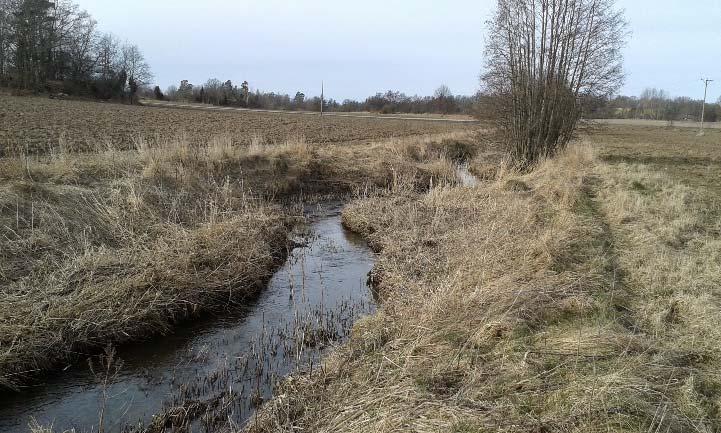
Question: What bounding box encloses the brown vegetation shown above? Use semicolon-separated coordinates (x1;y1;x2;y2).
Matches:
8;91;720;433
246;124;721;432
0;95;479;391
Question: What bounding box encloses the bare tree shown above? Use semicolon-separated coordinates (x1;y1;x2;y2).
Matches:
120;42;152;85
64;9;97;81
0;0;20;82
434;84;452;99
165;84;178;100
13;0;55;89
203;78;223;104
638;88;669;120
483;0;628;168
95;33;120;80
434;84;455;114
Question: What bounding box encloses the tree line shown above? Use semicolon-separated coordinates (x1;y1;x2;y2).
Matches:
584;88;721;123
0;0;152;101
157;79;480;115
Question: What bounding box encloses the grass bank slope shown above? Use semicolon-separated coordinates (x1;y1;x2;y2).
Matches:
248;146;640;432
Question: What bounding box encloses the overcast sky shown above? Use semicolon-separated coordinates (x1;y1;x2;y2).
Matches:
74;0;721;102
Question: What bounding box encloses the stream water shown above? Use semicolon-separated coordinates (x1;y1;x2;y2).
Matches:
0;204;376;432
456;163;479;187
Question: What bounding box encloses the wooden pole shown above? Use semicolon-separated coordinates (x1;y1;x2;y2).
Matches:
700;78;713;136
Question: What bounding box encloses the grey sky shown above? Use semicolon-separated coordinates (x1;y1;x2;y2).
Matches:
75;0;721;102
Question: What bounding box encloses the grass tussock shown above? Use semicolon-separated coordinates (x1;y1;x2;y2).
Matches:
0;179;290;390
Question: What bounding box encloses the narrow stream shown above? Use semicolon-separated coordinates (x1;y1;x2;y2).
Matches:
456;162;479;187
0;204;376;433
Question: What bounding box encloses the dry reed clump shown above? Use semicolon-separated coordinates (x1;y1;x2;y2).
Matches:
28;419;75;433
0;136;301;389
0;181;290;389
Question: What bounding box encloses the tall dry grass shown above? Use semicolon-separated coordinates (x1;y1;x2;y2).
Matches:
246;140;719;432
0;142;294;390
595;159;721;430
0;130;477;391
247;145;622;432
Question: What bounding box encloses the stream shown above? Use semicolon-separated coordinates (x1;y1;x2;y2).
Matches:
0;204;376;432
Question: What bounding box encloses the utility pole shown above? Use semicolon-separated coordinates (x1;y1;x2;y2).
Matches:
320;81;324;116
699;78;713;136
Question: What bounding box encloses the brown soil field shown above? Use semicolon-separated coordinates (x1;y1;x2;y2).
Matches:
139;99;479;122
0;94;469;157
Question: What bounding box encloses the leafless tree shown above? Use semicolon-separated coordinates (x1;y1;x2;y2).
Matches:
64;10;97;81
0;0;20;81
95;33;120;80
638;88;669;120
434;84;455;114
120;42;152;85
165;84;178;100
434;84;452;99
483;0;628;168
203;77;223;104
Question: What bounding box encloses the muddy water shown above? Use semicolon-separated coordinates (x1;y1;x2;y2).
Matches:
0;205;376;432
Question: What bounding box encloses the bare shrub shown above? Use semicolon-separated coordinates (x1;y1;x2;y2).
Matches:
483;0;628;168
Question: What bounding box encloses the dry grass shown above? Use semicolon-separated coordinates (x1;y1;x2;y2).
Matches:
0;101;478;391
589;125;721;431
10;101;721;432
247;145;640;432
246;125;721;432
0;148;292;390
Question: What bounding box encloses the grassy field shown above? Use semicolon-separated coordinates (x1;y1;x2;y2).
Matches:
0;95;479;391
596;118;721;130
247;125;721;432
